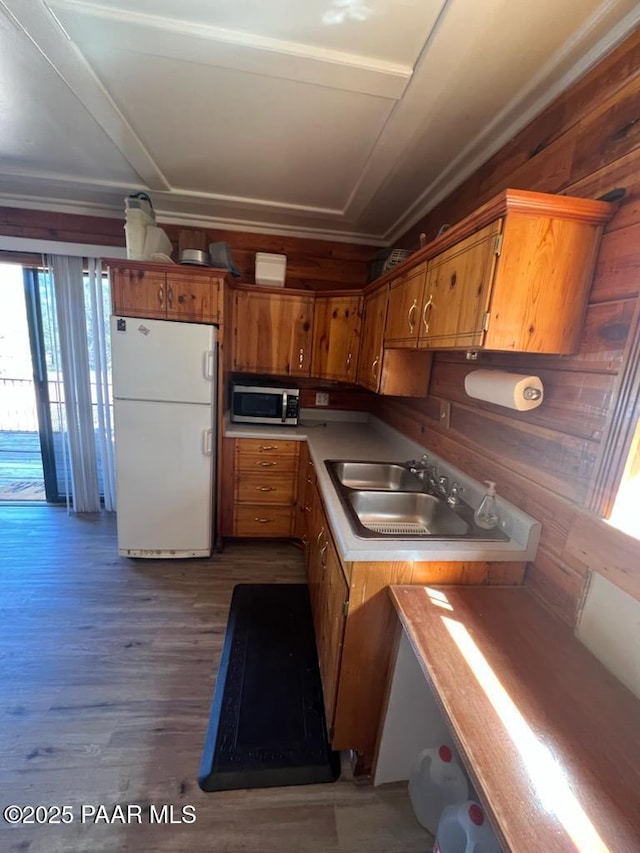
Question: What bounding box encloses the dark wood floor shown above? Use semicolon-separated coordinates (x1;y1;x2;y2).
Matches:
0;507;429;853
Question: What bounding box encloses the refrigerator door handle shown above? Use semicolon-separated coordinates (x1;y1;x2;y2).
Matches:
203;428;213;456
204;350;216;381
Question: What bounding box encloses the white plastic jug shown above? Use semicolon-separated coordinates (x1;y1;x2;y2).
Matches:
408;744;469;834
434;800;502;853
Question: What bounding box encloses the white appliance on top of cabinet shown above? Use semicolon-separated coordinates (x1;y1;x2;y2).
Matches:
111;316;217;558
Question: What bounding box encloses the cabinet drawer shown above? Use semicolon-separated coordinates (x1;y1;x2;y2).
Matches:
234;471;296;504
235;454;299;473
235;439;299;457
233;505;294;537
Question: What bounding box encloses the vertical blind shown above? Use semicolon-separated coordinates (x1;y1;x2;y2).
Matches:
44;255;115;512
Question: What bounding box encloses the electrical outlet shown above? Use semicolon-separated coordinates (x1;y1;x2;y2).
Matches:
439;400;451;429
315;392;329;406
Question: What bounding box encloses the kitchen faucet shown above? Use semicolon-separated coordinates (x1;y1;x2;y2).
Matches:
404;456;464;505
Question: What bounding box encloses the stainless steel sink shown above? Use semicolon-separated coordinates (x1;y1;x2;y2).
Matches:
331;461;423;492
347;491;469;536
324;459;509;541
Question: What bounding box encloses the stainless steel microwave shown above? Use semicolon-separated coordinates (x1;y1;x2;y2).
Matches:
231;384;300;426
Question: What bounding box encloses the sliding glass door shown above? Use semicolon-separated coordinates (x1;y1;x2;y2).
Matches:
0;262;112;504
0;265;47;500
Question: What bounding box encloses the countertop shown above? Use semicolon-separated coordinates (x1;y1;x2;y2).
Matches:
389;584;640;852
225;411;541;563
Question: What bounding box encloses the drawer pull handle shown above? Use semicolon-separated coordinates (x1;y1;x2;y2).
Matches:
259;461;277;467
260;445;277;450
256;486;276;492
254;517;272;523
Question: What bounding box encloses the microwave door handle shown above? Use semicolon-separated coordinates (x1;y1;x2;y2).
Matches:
282;392;287;423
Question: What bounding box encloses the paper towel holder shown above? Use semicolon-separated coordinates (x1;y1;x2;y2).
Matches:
522;386;542;401
464;369;544;411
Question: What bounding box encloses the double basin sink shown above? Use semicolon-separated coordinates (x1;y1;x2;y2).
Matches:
325;461;508;541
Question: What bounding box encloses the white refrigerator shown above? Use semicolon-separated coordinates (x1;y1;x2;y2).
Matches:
111;316;216;558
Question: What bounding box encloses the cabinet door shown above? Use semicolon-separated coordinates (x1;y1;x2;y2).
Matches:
356;285;388;392
295;444;315;543
384;263;427;348
166;273;220;323
419;220;502;349
306;494;325;637
316;527;348;729
232;291;314;375
111;267;166;318
312;295;362;382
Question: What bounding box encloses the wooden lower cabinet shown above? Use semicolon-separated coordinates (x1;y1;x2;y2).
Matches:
303;469;526;774
306;484;348;730
231;438;300;537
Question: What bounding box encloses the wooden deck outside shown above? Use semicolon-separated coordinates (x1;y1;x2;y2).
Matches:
0;430;46;500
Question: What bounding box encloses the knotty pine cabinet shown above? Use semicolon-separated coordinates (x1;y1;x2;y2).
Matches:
231;285;314;376
311;293;362;382
231;438;300;536
357;282;433;397
109;261;224;324
302;464;526;772
384;262;428;348
306;482;348;732
382;190;614;355
357;284;387;391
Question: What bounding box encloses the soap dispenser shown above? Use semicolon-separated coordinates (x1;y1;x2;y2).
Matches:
474;481;499;529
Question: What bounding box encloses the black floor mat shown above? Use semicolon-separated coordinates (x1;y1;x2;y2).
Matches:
199;584;341;791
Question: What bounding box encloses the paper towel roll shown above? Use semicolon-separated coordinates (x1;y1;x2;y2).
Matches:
464;370;544;411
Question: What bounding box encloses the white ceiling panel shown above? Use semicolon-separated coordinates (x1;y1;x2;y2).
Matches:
78;46;395;209
0;8;139;184
59;0;445;65
0;0;638;243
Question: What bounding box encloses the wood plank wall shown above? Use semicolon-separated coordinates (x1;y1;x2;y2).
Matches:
0;207;377;292
373;28;640;627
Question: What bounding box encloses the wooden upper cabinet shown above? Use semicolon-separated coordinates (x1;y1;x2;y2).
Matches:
384;263;428;348
110;262;224;324
111;267;167;319
311;293;362;382
166;272;221;323
356;285;388;392
419;221;502;349
400;189;615;354
231;286;314;376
